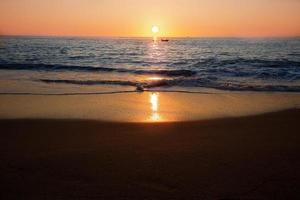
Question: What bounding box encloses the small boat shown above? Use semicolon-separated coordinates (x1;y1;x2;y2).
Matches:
161;39;169;42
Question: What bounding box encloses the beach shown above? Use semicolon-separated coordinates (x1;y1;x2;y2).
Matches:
1;0;300;199
1;35;300;199
0;92;300;199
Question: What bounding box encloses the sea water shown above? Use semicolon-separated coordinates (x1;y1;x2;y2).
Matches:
0;36;299;94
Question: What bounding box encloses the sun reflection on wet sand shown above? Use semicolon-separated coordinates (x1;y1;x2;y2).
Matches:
151;93;158;111
149;93;162;122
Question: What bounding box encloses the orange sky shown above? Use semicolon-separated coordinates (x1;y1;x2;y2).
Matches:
0;0;300;37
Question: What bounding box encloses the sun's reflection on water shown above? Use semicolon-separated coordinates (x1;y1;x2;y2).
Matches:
148;77;163;81
149;93;162;122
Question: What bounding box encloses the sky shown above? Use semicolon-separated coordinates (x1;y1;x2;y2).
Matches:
0;0;300;37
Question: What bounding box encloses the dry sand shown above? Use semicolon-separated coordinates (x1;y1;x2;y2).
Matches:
1;109;300;199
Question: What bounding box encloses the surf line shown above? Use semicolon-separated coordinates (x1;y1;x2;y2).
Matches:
0;90;217;96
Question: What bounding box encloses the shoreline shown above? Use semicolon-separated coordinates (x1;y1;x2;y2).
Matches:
1;109;300;199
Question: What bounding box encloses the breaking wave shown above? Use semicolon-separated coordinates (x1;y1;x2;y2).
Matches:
39;78;300;92
0;63;196;77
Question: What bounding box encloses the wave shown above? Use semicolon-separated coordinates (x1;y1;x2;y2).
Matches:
39;79;171;88
0;63;196;77
186;58;300;80
190;58;300;69
39;79;137;86
38;78;300;92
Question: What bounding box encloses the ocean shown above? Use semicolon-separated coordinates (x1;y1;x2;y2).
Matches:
0;36;300;94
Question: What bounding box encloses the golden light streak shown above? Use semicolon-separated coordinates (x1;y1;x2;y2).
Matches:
149;93;161;122
148;77;163;81
150;93;159;112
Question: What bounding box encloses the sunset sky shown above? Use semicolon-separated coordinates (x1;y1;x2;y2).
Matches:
0;0;300;37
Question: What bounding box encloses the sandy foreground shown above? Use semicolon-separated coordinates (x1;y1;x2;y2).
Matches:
1;108;300;199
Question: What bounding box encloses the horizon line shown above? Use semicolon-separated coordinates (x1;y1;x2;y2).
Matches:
1;34;300;39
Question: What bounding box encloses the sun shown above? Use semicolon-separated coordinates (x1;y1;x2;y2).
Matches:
152;26;159;33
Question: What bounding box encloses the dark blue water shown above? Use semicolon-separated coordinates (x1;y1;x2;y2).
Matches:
0;36;300;93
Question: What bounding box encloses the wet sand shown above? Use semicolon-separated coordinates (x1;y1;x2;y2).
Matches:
0;92;300;122
1;109;300;199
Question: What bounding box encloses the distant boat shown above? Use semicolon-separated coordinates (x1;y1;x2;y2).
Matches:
161;39;169;42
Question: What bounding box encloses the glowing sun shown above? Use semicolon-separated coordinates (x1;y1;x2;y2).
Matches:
152;26;159;33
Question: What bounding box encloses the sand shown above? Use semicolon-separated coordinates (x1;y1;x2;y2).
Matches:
1;109;300;199
0;92;300;122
